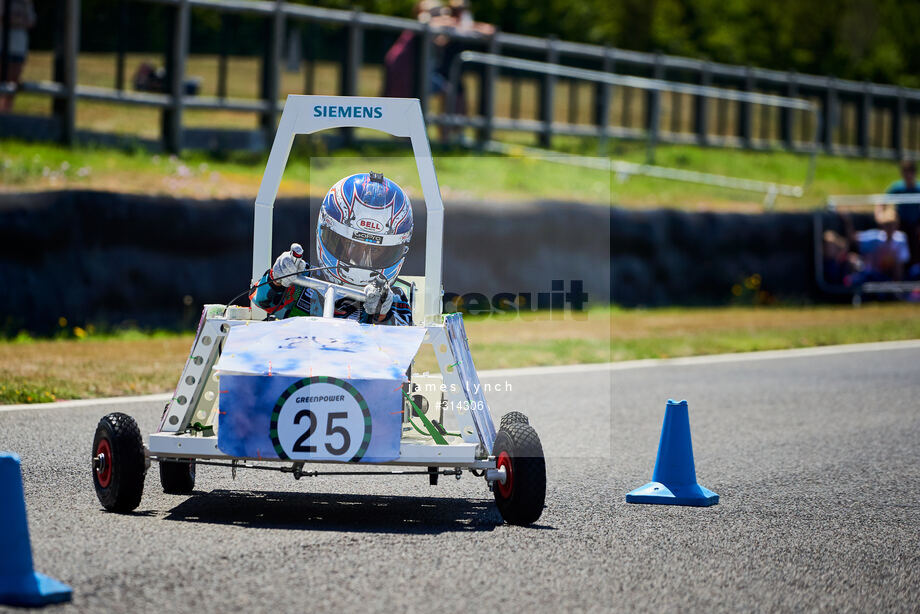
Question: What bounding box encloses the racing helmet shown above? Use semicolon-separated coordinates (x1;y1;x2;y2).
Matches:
315;172;413;290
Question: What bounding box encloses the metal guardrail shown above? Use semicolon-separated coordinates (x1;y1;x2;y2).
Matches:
2;0;920;158
485;141;803;208
827;193;920;209
451;52;818;206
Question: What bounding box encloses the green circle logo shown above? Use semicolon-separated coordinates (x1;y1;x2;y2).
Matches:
269;376;371;462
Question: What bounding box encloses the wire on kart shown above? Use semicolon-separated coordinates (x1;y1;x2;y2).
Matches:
402;390;461;439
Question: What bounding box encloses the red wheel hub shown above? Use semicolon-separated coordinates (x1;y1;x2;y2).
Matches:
95;439;112;488
496;451;513;499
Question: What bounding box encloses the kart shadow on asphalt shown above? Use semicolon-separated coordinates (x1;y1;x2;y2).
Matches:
162;489;553;534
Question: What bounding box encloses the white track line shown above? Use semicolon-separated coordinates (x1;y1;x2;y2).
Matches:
478;338;920;378
0;392;171;413
2;339;919;413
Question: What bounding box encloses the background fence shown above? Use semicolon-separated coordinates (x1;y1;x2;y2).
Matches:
3;0;920;158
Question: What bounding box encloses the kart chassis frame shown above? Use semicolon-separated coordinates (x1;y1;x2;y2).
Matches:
147;95;501;477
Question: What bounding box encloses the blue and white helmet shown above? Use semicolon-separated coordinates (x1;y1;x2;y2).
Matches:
316;172;413;290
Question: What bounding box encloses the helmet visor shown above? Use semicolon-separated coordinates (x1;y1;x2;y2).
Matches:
320;225;406;271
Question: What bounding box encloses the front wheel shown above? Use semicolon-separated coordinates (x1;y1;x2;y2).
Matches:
92;412;146;512
492;422;546;526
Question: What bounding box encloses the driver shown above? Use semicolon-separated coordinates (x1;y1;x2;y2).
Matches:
249;172;414;325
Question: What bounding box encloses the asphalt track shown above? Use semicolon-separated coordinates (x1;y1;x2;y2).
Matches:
1;342;919;613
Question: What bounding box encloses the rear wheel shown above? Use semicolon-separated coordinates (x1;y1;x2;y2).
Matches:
492;422;546;526
92;413;146;512
159;459;196;494
499;411;529;431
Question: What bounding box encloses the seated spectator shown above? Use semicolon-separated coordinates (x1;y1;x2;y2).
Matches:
848;205;910;284
822;230;857;285
133;63;167;94
132;62;200;96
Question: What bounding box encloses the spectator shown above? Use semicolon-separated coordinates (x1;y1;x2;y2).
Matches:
0;0;36;113
846;205;911;284
432;0;495;140
383;1;444;98
132;62;201;96
822;230;857;286
133;63;167;94
886;158;920;269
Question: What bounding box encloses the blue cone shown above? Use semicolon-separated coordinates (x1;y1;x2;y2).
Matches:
626;400;719;507
0;452;73;607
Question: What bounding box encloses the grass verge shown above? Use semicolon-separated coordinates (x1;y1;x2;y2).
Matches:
1;304;917;404
0;136;901;211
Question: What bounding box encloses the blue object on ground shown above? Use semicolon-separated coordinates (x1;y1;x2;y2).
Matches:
626;399;719;507
0;452;73;607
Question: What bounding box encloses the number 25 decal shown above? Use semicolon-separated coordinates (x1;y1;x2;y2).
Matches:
292;410;351;455
271;377;372;462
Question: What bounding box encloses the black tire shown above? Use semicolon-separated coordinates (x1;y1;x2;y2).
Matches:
499;411;529;431
159;459;196;494
492;422;546;526
92;412;146;512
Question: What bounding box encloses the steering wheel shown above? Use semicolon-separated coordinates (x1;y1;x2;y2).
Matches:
290;271;389;319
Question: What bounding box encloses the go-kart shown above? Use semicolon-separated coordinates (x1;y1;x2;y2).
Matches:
90;95;546;526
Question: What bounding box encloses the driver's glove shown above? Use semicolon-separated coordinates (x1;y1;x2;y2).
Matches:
363;283;393;316
269;243;306;287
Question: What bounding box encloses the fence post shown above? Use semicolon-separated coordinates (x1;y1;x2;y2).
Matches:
857;80;871;157
670;85;682;135
538;35;557;148
217;12;230;99
567;77;577;125
52;0;79;146
759;91;770;142
822;77;837;154
161;0;189;154
1;0;9;83
893;88;905;159
477;32;499;146
510;74;520;120
115;0;128;91
739;66;753;148
260;0;284;146
781;71;797;150
416;23;431;117
910;102;919;153
285;23;301;72
593;48;612;155
693;61;710;146
303;21;316;95
645;52;663;163
340;9;363;144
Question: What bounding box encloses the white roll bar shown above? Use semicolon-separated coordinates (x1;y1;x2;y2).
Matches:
251;95;444;322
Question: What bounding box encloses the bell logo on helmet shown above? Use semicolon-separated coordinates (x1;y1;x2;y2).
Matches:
357;218;384;232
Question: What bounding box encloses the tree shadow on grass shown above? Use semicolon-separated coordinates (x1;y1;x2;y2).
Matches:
163;489;550;535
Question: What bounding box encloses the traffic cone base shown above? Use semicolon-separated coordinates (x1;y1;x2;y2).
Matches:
626;399;719;507
0;572;73;608
0;452;73;607
626;481;719;506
